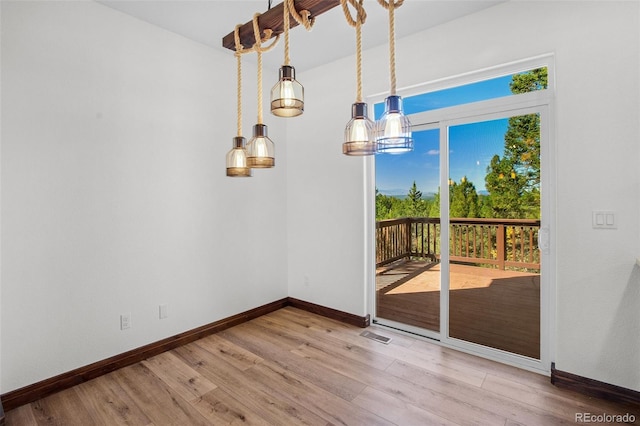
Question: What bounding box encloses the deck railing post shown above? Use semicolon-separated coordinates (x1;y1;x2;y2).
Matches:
405;218;411;260
497;224;506;270
428;221;431;257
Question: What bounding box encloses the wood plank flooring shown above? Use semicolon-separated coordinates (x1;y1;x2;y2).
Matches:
5;307;639;425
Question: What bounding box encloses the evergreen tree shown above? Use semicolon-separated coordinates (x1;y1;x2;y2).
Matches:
484;157;524;218
376;186;428;220
406;181;424;217
389;197;407;218
450;177;480;218
430;177;480;219
484;68;546;219
375;188;393;220
510;67;548;94
429;189;441;218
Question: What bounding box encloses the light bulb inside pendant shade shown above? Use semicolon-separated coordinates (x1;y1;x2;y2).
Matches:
226;136;252;177
271;65;304;117
342;102;377;156
376;95;413;154
246;123;275;168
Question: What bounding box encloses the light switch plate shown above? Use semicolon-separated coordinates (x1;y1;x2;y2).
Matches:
592;211;616;229
159;304;168;319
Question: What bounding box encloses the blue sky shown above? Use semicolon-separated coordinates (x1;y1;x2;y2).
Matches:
375;75;513;196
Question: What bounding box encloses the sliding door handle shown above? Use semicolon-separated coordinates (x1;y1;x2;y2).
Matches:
538;226;550;255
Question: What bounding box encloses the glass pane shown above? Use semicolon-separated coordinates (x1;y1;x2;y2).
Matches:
447;115;541;359
375;129;440;332
374;68;548;117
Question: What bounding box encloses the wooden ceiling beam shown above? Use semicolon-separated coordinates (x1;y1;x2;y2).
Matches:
222;0;340;51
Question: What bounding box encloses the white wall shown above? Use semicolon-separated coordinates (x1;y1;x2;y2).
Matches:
2;0;639;398
287;1;640;391
1;1;288;393
285;56;370;315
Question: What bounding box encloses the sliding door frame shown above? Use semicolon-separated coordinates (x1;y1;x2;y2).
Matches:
365;55;556;374
438;101;551;373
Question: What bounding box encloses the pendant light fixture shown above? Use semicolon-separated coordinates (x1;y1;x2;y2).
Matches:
247;13;277;168
226;25;252;177
375;0;413;154
270;0;311;118
341;0;377;156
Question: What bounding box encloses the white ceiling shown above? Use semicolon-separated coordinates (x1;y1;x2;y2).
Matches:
97;0;502;71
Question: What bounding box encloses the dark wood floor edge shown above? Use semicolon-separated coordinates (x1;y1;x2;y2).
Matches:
0;298;289;412
286;297;370;328
551;362;640;405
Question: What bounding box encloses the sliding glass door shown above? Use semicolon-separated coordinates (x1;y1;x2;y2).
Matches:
443;111;543;361
370;61;553;372
375;127;441;336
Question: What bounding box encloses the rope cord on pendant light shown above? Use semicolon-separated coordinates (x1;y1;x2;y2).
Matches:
340;0;367;102
233;12;280;130
283;0;291;65
377;0;404;96
249;14;281;54
233;24;244;136
283;0;314;66
286;0;315;30
257;50;264;124
251;13;275;125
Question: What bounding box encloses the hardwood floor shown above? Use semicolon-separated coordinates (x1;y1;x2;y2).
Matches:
5;307;639;425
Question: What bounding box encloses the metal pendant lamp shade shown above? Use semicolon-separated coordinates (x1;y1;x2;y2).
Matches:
271;65;304;117
376;95;413;154
226;24;252;178
375;0;413;154
341;0;376;156
246;123;275;168
247;13;277;169
226;136;252;177
343;102;377;155
270;0;307;118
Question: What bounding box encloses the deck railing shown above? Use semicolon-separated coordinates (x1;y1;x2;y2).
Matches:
376;217;540;271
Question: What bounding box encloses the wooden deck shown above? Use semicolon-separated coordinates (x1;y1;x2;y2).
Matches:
376;260;540;359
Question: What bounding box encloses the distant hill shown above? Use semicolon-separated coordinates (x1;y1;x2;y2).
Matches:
378;189;436;200
377;188;407;197
379;188;489;198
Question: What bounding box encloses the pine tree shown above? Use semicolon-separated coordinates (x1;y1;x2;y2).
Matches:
375;188;393;220
429;189;441;218
484;68;546;219
430;177;480;219
403;181;430;217
450;177;480;218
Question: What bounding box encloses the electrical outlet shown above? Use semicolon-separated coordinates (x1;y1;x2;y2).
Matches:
120;313;131;330
159;304;168;319
304;275;310;287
